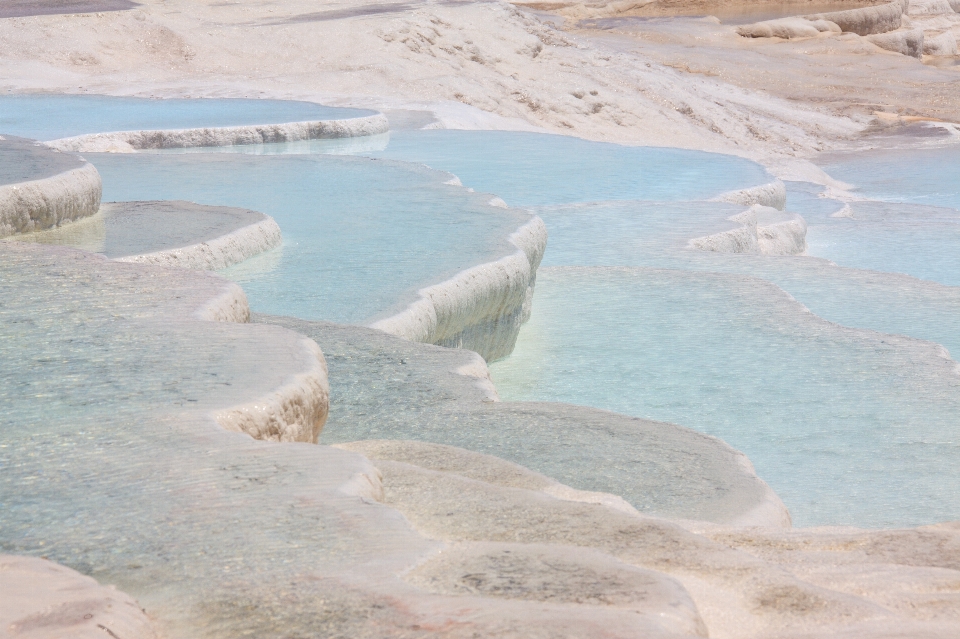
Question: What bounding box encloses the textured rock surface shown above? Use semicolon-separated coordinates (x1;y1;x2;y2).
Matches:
737;17;841;38
0;241;731;639
907;0;957;14
0;0;869;167
806;0;907;34
0;136;101;237
343;440;960;639
922;29;958;53
867;27;926;55
0;554;160;639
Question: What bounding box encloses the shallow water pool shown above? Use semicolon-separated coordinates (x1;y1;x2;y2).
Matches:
491;267;960;528
87;152;529;324
366;129;772;206
0;94;372;141
786;173;960;287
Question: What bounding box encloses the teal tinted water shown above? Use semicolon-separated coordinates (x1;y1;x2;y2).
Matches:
366;130;772;206
87;152;530;323
491;267;960;528
0;94;372;140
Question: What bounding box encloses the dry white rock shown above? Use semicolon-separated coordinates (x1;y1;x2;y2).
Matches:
923;29;959;53
867;28;926;56
806;0;908;35
737;17;841;39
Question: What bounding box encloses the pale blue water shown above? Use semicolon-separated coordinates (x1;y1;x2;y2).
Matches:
87;152;529;323
807;201;960;287
366;130;772;206
488;152;960;526
533;199;960;361
86;123;960;527
202;129;773;204
782;179;960;288
820;146;960;210
8;94;958;529
0;94;372;141
491;267;960;528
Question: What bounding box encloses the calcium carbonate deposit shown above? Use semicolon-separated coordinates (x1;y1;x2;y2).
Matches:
2;0;960;635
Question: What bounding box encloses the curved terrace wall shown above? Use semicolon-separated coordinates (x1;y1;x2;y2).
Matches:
738;0;909;38
806;0;907;34
370;215;548;363
47;113;390;152
113;209;283;271
0;137;101;238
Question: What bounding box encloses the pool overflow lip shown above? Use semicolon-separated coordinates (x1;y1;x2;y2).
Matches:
4;97;959;527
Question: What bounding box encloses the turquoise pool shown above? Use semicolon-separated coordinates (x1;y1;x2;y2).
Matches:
88;151;530;324
0;94;372;141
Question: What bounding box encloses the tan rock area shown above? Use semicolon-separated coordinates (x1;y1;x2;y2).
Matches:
0;0;955;174
0;554;160;639
345;439;960;639
0;0;877;167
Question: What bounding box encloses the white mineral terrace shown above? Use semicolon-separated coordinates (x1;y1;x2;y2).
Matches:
45;113;389;153
1;0;959;637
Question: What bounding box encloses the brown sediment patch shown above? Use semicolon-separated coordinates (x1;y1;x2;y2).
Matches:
0;0;137;19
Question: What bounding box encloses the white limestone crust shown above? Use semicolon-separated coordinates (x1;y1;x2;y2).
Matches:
191;278;251;324
370;215;548;362
711;180;787;210
922;29;958;54
739;0;908;40
46;114;390;152
115;215;282;271
867;28;925;56
690;204;808;255
737;18;841;39
214;337;330;443
0;162;102;237
806;0;908;35
171;257;329;443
